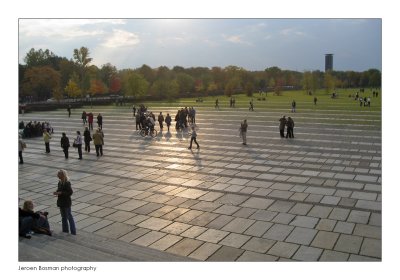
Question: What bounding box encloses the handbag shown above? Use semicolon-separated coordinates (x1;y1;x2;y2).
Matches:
72;142;78;148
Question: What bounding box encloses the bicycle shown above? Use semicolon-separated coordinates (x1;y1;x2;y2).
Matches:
139;127;158;138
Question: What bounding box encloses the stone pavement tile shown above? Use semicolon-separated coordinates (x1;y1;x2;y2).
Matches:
148;205;177;218
188;212;219;227
230;207;256;219
75;216;101;229
334;234;363;254
237;251;278;261
323;179;338;187
336;181;364;190
246;180;274;188
353;224;381;239
240;197;275;210
267;241;299;259
311;231;340;250
78;205;105;215
308;205;333;218
164;197;189;207
304;194;323;203
256;173;278;180
207;246;244;261
355;175;378;182
160;207;189;220
221;217;255;234
268;201;295;213
86;194;119;206
175;189;208;199
305;186;335;196
182;179;204;187
219;233;251;248
119;227;150;243
271;213;295;224
198;191;224;202
335;190;352;198
338;197;357;208
285;227;317;245
227;178;250;185
206;214;235;230
235;171;260;178
157;185;179;194
75;192;105;203
190;201;221;212
196;228;230;243
178;199;199;209
166;238;204;257
328;208;350;221
249;210;278;222
290;185;308;192
307;178;325;185
132;202;164;215
369;213;381;227
287;176;310;184
214;205;240;215
209;183;230;191
144;194;174;204
124;214;150;226
333;221;355;234
289;203;313;216
292;245;323;261
289;216;319;228
96;222;137;239
79;219;114;233
263;224;294;241
348;254;380;261
347;210;371;224
364;183;381;192
90;207;117;218
252;188;273;197
319;250;349;261
239;186;258;194
114;199;148;211
117;189;144;198
132;230;167;247
216;193;249;205
351;191;377;201
320;195;341;205
72;202;91;211
244;221;273;237
359;238;381;259
269;190;294;199
161;222;193;235
274;175;291;182
270;182;293;191
136;217;173;231
180;226;208;239
174;209;204;223
149;234;183;251
104;210;136;222
290;193;309;202
241;237;276;253
188;242;222;261
224;185;245;192
355;200;381;211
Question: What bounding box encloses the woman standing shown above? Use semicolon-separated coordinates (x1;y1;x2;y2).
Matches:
74;131;83;159
43;129;52;153
53;169;76;235
83;127;92;153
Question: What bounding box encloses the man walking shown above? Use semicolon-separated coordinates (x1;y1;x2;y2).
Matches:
188;126;200;149
158;112;164;130
240;119;248;145
279;116;287;138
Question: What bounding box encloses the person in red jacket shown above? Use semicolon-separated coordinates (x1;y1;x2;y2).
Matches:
87;112;94;130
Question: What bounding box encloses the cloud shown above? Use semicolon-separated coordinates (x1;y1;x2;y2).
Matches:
223;34;252;45
280;28;306;37
101;29;140;48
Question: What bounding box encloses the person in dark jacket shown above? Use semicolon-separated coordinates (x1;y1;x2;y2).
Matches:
53;169;76;235
158;112;164;130
165;113;172;132
279;116;287;138
97;113;103;129
83;127;92;153
19;200;51;238
286;117;295;138
60;132;70;159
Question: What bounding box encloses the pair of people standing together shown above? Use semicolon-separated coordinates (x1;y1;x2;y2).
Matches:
279;116;295;138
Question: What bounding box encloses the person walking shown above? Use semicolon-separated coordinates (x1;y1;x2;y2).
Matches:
87;112;94;130
286;117;295;138
93;128;104;157
291;100;296;113
314;96;317;105
97;113;103;129
67;105;71;118
279;116;287;138
60;132;70;159
249;100;254;111
240;119;248;145
133;105;136;117
43;129;51;153
188;126;200;149
83;127;92;153
165;113;172;132
53;169;76;235
215;98;219;109
19;135;26;164
158;112;164;130
74;131;83;159
81;111;87;125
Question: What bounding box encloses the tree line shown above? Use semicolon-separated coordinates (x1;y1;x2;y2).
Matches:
19;47;382;102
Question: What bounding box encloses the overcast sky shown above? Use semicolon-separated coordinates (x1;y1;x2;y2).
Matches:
19;18;381;72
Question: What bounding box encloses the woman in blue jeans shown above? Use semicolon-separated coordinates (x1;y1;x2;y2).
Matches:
54;169;76;235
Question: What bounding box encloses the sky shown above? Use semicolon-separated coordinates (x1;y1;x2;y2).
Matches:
18;18;381;72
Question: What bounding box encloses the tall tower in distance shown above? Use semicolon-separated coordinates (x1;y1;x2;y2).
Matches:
325;54;333;72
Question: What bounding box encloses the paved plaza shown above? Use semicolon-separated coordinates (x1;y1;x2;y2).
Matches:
18;101;381;261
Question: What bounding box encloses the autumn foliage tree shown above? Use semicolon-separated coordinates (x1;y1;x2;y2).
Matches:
21;66;61;101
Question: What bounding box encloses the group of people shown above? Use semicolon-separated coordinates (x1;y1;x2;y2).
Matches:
279;115;295;138
60;127;104;159
19;121;53;138
175;107;196;130
81;111;103;130
19;169;76;239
